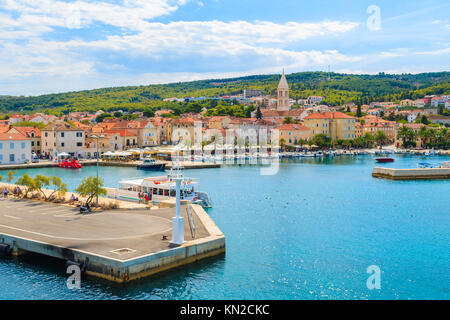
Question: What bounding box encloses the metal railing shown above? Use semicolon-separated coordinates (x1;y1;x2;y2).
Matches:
186;203;196;239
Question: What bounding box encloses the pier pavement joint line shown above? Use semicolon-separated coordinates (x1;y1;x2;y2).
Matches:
3;215;21;220
0;223;173;241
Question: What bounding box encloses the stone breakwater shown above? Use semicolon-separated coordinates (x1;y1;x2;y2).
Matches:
372;167;450;180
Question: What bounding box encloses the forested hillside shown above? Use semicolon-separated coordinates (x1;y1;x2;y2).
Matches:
0;71;449;115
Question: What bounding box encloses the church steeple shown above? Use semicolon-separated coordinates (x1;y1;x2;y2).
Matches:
277;70;290;111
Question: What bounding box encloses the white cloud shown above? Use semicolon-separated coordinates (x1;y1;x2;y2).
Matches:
0;0;361;82
415;48;450;55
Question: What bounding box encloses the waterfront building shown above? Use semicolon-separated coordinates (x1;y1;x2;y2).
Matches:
171;117;196;144
84;133;123;158
141;120;160;146
275;124;311;145
8;126;41;155
304;112;356;140
355;122;363;138
105;128;139;149
362;119;397;142
41;121;85;158
0;133;31;164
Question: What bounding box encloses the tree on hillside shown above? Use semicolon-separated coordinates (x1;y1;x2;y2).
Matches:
96;113;113;123
256;106;262;120
143;108;155;117
420;115;430;125
356;105;362;118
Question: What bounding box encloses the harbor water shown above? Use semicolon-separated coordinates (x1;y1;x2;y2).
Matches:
0;155;449;299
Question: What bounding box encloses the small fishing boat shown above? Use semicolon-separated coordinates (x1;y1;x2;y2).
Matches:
375;158;394;163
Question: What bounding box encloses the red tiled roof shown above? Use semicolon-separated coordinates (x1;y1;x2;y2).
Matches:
105;129;138;137
0;133;30;140
276;124;309;131
304;112;329;119
0;124;9;133
305;111;355;120
9;126;41;137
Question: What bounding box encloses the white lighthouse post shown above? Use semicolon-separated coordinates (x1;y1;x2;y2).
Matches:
170;157;185;245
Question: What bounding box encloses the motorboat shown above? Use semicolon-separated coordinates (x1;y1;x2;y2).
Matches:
137;158;166;171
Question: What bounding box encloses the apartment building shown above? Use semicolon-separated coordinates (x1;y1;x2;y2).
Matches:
41;121;85;158
0;133;31;164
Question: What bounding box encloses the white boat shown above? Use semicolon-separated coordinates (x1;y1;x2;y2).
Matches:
106;169;212;208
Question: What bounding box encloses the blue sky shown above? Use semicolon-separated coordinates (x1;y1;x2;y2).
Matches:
0;0;449;95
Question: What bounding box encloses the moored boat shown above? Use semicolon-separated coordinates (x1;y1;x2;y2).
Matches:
375;158;394;163
57;158;82;169
106;169;212;208
137;158;166;171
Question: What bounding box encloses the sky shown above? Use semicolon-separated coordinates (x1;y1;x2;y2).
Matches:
0;0;449;96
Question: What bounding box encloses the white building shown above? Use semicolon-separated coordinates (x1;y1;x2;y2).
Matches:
407;113;418;123
307;96;325;105
0;133;31;165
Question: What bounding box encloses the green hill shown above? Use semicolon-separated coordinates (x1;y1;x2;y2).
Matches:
1;71;449;115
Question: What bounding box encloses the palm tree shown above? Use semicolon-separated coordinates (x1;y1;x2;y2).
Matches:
363;133;375;148
280;138;286;150
375;130;388;146
397;125;412;146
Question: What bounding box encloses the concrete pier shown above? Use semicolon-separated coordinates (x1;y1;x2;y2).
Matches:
372;167;450;180
0;160;220;171
0;198;225;282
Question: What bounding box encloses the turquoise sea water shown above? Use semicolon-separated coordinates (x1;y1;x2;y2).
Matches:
0;155;449;300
